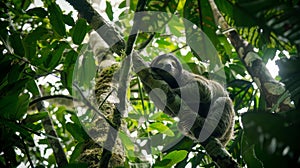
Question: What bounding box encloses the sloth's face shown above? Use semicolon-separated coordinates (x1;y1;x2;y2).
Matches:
152;58;179;76
151;58;180;88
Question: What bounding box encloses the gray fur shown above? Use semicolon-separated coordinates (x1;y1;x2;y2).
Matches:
149;54;235;145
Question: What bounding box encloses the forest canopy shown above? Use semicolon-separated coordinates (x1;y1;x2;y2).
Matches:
0;0;300;167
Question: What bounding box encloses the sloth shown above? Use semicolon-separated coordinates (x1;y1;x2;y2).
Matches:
147;54;235;145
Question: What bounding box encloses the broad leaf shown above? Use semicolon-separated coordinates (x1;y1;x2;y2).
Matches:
23;111;48;123
154;150;188;168
26;7;47;18
66;122;87;142
48;2;66;36
72;19;88;45
15;93;30;120
9;32;24;56
106;1;113;21
0;95;18;119
119;131;135;151
63;13;75;26
69;142;86;163
44;41;68;70
148;122;174;136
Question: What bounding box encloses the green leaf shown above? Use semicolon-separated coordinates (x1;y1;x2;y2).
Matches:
0;59;11;83
64;49;78;67
6;121;34;145
66;123;85;142
149;112;164;120
241;135;263;168
106;1;113;21
118;1;126;8
48;3;66;36
154;150;188;168
168;16;183;37
61;50;78;93
26;79;40;95
0;95;18;119
9;32;24;56
15;93;30;120
61;70;73;94
0;78;28;96
44;42;68;70
24;27;48;44
77;51;97;86
69;142;85;163
24;27;48;59
12;0;31;10
184;0;220;53
72;18;88;45
148;122;174;136
149;112;174;122
69;111;82;126
25;122;43;134
242;111;300;167
23;111;48;123
262;47;277;62
62;13;75;26
55;106;66;131
26;7;47;18
119;131;134;151
8;64;23;84
277;57;300;106
229;63;247;76
38;138;49;145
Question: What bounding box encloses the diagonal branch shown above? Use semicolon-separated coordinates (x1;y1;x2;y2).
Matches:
208;0;294;112
35;83;68;167
100;1;148;166
65;0;125;55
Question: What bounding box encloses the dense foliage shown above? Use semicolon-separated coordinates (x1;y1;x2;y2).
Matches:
0;0;299;167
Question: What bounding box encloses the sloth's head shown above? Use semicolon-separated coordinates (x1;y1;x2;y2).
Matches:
150;54;182;88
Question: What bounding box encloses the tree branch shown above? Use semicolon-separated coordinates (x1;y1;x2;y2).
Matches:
35;83;68;167
208;0;294;112
65;0;125;55
100;1;148;166
137;33;155;50
73;83;116;128
29;94;74;106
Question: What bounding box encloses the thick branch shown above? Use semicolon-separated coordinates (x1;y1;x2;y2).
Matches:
117;0;147;114
65;0;125;55
208;0;293;112
104;1;148;164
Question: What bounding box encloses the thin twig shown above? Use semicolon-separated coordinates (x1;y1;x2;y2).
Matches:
137;33;155;50
29;95;75;106
21;137;34;168
170;44;188;54
36;87;68;167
